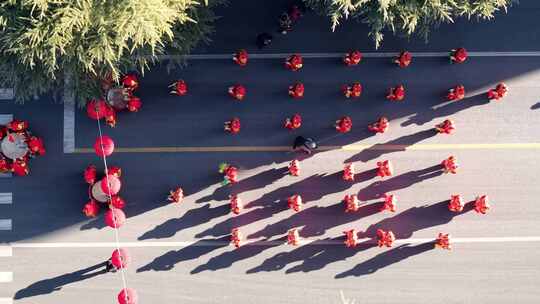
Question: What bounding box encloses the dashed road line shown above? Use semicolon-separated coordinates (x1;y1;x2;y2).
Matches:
0;88;14;101
72;143;540;153
0;220;12;231
0;247;12;257
8;237;540;248
0;193;12;205
0;272;12;283
0;115;13;177
0;298;12;304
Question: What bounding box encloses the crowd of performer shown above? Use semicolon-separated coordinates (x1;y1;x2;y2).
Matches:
0;118;45;176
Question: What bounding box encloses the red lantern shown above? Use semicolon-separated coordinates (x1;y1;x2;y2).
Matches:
82;200;100;217
111;248;131;269
94;135;115;157
101;175;122;196
105;208;126;228
86;99;109;120
117;288;138;304
110;195;126;209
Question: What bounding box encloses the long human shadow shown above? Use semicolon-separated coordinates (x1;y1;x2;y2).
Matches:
335;242;435;278
196;166;289;204
248;201;384;239
191;241;282;274
345;128;437;163
401;93;489;127
532;102;540;110
138;203;229;240
357;164;444;201
358;200;474;239
14;262;108;299
137;237;230;272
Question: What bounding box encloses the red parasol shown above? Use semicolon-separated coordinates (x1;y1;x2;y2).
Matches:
117;288;138;304
105;208;126;228
86;99;109;120
101;175;121;195
94;135;115;157
111;248;131;269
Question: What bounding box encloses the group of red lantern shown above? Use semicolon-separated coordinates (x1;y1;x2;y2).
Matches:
86;74;142;127
0;118;45;176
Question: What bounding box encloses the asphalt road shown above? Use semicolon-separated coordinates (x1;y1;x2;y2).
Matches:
1;1;540;303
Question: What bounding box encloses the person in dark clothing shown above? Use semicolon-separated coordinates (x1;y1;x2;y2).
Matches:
104;259;117;273
256;32;273;49
278;12;293;34
293;136;318;154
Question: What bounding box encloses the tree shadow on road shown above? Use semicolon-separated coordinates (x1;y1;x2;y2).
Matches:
138;203;229;240
401;93;489;127
335;242;435;278
137;237;230;272
344;129;437;163
357;164;444;201
14;262;108;300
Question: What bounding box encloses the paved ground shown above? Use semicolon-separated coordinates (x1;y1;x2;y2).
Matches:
1;1;540;303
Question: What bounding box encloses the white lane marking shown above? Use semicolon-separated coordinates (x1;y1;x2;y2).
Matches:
0;272;12;283
62;88;75;154
154;51;540;60
0;246;12;257
0;299;12;304
0;193;11;205
0;220;11;231
0;116;14;177
9;237;540;248
0;88;14;100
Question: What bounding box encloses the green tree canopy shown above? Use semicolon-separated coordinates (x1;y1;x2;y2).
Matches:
0;0;218;105
303;0;514;49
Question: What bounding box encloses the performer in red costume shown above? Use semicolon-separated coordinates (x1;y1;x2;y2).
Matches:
288;159;300;176
107;166;122;178
84;164;97;184
104;107;117;128
167;187;184;204
219;163;238;185
285;54;303;71
474;195;490;214
287;228;301;246
386;84;405;101
368;116;389;134
224;117;241;134
284;113;302;130
487;83;508;101
127;96;142;112
343;50;362;66
82;200;100;217
376;160;393;178
376;229;395;247
344;229;359;248
435;233;451;250
287;194;303;212
288;82;305;99
230;228;243;248
343;194;360;213
342;163;355;182
335;116;352;133
441;156;458;174
448;194;464;212
381;193;397;212
6;119;29;132
12;159;29;176
342;83;362;99
109;195;126;209
230;194;243;215
121;74;139;91
447;85;466;101
394;51;412;68
0;157;11;173
27;136;46;156
233;49;248;66
450;48;468;64
228;84;246;100
435;119;455;134
169;80;188;96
